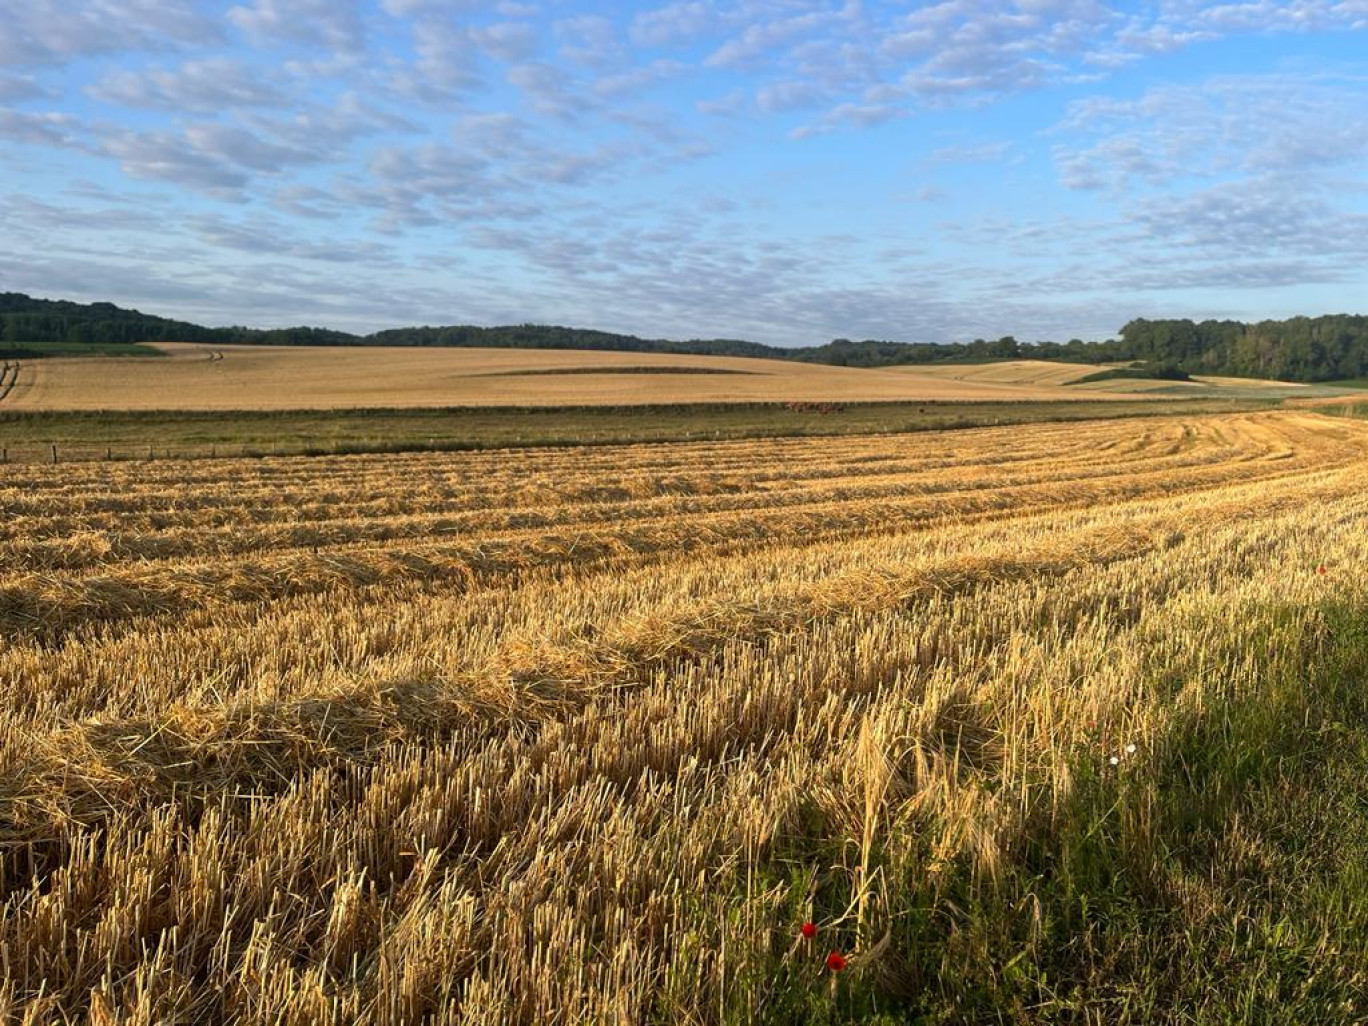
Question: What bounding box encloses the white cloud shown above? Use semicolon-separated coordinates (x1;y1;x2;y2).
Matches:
0;0;220;67
398;16;485;95
705;9;841;70
556;14;622;67
94;99;404;195
925;141;1013;165
506;61;585;118
0;109;85;149
102;130;252;192
227;0;365;51
1056;73;1368;189
91;59;288;112
1128;176;1368;259
189;213;397;264
792;101;905;138
593;59;689;98
0;75;52;103
472;21;540;62
630;2;714;47
755;79;828;113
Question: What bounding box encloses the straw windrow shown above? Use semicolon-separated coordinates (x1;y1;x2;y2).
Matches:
3;410;1367;1022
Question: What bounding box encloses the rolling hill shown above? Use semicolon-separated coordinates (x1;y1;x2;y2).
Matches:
8;291;1368;383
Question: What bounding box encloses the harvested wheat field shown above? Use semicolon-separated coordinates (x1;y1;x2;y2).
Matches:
4;410;1368;1022
903;359;1335;398
4;344;1144;410
888;360;1108;387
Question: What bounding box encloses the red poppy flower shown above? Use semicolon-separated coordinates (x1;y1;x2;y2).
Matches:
1318;565;1327;575
801;921;817;939
825;951;847;971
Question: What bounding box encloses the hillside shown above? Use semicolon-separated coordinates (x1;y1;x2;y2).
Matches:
0;293;770;360
1;343;1137;411
7;292;1368;382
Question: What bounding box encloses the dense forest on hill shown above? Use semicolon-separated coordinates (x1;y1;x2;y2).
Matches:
366;323;774;358
0;294;355;348
1110;316;1368;381
4;292;1367;382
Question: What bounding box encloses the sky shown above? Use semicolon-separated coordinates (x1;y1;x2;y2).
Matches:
3;1;1368;346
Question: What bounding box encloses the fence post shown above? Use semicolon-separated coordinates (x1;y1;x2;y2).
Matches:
106;446;112;461
148;445;154;461
50;443;57;465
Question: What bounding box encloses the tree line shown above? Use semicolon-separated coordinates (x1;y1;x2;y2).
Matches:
0;294;356;348
5;292;1368;382
1109;316;1368;382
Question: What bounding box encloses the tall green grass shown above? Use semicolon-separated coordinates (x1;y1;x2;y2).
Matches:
730;597;1368;1024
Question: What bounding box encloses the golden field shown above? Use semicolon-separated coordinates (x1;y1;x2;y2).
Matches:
0;345;1147;410
2;347;1324;412
3;409;1367;1022
902;359;1325;396
886;360;1106;386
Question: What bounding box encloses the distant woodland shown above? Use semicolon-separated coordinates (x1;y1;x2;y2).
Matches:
5;292;1368;382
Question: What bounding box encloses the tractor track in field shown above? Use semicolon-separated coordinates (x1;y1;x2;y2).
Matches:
0;360;20;403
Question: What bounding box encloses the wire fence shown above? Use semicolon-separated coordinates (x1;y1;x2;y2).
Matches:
0;439;481;465
0;431;750;466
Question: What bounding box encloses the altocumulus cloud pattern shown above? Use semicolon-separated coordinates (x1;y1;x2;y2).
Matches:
4;0;1368;343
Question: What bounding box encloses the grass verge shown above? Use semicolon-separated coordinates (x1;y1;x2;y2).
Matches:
737;595;1368;1024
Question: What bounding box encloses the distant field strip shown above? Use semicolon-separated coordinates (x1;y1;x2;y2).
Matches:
893;359;1106;386
0;413;1350;641
2;409;1366;1022
474;365;756;376
9;344;1148;409
902;359;1345;400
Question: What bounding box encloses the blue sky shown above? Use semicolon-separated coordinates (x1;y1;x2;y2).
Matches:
3;1;1368;345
